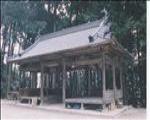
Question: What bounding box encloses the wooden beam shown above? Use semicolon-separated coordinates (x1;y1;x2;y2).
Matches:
19;68;38;72
19;65;40;72
43;62;59;67
67;57;103;68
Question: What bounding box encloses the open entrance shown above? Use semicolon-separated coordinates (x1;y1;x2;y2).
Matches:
66;64;103;98
65;64;103;110
42;66;63;104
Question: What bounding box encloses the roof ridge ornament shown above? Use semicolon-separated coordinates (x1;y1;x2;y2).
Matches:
88;8;111;43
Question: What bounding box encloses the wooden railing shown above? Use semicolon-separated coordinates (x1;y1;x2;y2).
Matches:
66;88;103;98
19;88;40;97
7;91;19;100
19;88;62;97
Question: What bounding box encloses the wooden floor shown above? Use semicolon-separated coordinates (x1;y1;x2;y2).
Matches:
65;97;103;104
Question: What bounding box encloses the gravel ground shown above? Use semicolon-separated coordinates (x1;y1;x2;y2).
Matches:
1;100;146;120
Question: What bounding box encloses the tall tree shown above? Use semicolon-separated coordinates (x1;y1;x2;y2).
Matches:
106;1;146;107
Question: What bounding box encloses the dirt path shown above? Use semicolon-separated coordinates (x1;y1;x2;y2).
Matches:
1;100;146;120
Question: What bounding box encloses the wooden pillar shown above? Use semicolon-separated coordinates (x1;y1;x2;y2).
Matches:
88;66;91;96
120;63;123;92
46;73;49;88
52;68;56;89
40;64;44;104
19;70;22;90
119;58;123;97
62;59;67;103
113;57;116;100
7;64;12;98
30;72;33;88
32;71;37;88
49;69;52;88
44;73;47;96
122;62;127;105
35;72;37;88
102;53;106;105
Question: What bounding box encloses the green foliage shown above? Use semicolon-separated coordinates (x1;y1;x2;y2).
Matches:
106;1;146;107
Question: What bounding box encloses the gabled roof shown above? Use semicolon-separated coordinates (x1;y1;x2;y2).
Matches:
7;20;113;63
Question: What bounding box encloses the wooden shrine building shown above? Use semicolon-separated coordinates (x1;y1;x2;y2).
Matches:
7;20;132;110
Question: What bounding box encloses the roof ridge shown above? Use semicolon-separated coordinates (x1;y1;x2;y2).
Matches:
39;20;101;41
